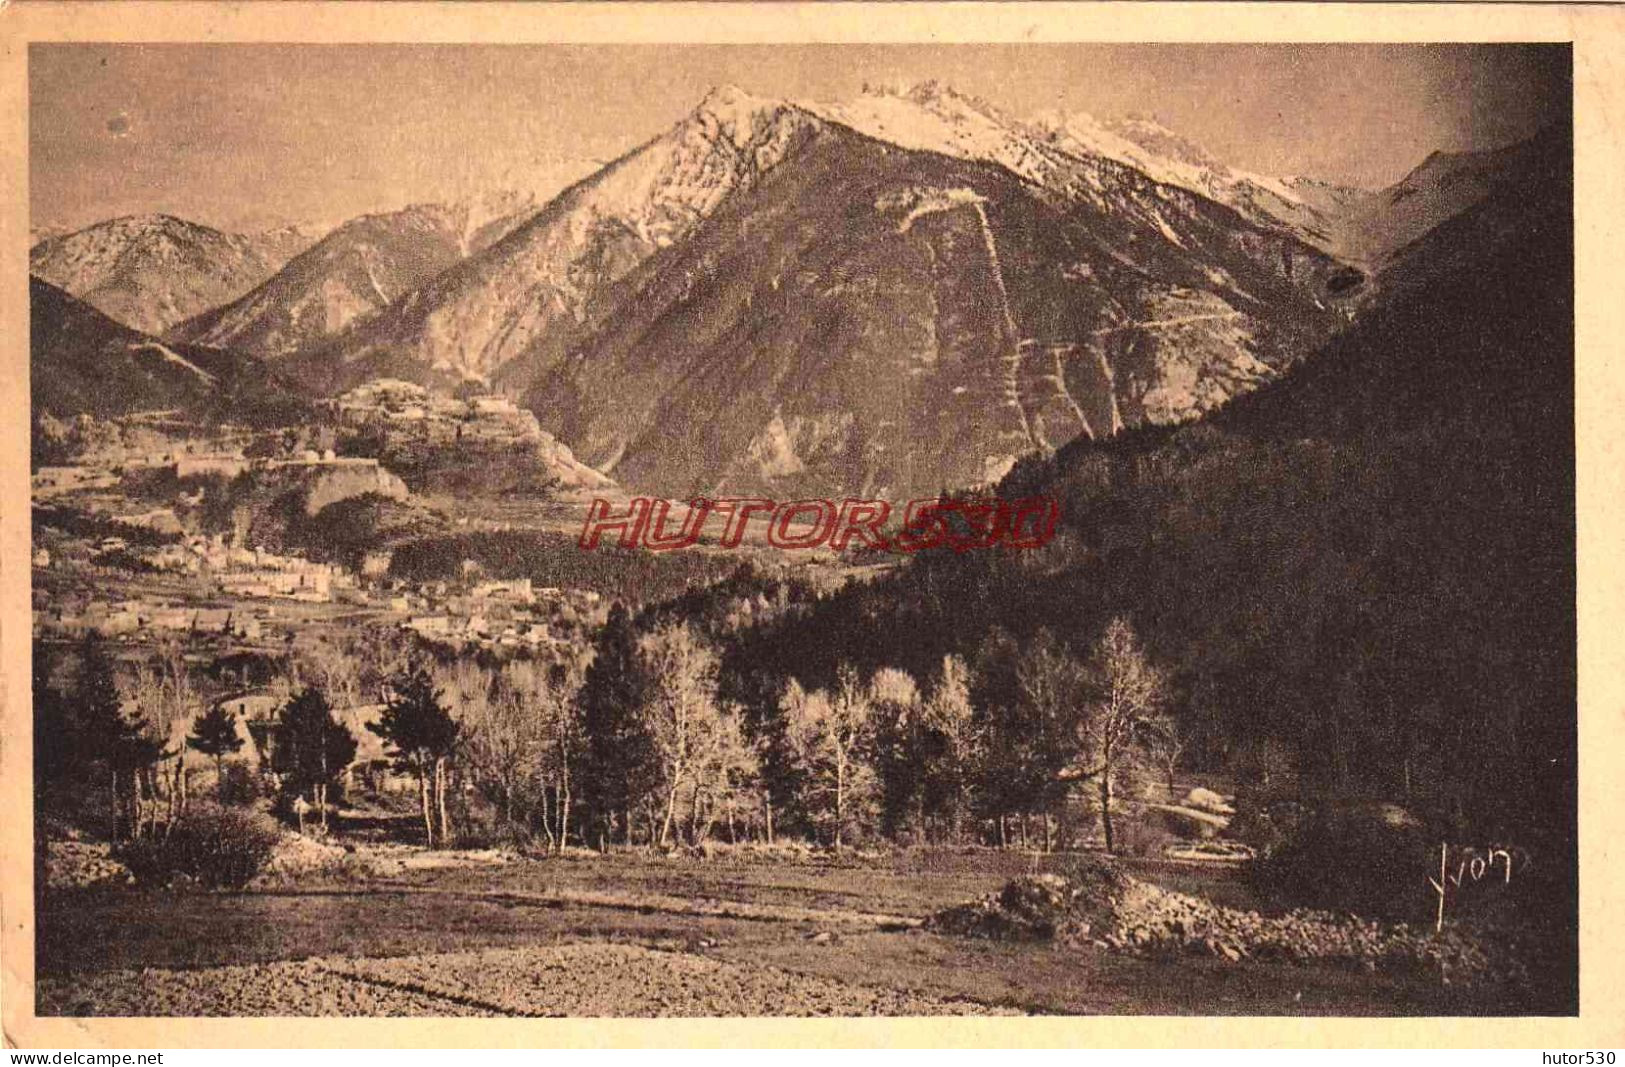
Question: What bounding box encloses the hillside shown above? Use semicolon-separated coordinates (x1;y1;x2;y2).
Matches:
29;276;305;425
166;205;476;358
524;105;1354;498
1215;125;1570;436
1329;136;1549;269
716;122;1573;850
29;214;314;334
326;378;613;496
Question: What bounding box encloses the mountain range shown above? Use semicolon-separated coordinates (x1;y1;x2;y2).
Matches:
31;81;1551;498
29;215;323;335
523;90;1354;497
165;191;549;359
282;84;1361;496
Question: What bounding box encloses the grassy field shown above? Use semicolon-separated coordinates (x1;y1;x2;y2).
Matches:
35;843;1526;1017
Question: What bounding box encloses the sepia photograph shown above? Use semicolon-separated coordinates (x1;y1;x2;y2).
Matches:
9;23;1595;1032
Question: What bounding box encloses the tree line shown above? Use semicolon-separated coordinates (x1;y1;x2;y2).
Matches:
35;604;1178;855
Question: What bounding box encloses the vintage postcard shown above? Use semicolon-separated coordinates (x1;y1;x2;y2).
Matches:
2;0;1622;1049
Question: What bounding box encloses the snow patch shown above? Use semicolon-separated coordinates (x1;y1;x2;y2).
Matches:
876;185;988;233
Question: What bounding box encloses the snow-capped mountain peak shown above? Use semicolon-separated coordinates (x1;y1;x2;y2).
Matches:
803;81;1040;177
697;83;773;117
29;213;313;334
800;83;1379;254
286;84;826;390
1032;109;1286;203
1103;115;1226;171
690;84;799;150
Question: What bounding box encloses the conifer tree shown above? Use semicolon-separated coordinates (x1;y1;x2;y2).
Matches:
370;666;459;846
34;642;72;801
188;704;246;802
576;603;658;847
275;687;357;829
76;636;165;837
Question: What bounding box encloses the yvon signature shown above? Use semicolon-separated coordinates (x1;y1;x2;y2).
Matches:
1427;843;1532;931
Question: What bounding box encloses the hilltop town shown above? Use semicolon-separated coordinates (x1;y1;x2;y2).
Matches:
32;390;618;666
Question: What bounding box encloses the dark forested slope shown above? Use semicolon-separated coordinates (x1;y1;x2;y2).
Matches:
715;124;1573;848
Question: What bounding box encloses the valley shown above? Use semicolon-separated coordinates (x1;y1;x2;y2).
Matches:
27;61;1575;1022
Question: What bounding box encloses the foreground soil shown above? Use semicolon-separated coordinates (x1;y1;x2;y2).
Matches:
37;942;1014;1017
35;845;1543;1016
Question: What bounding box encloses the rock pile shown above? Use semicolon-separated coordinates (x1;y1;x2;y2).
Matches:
928;860;1526;988
929;859;1139;943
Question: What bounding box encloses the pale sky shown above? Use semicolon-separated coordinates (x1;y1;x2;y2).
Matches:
30;43;1569;235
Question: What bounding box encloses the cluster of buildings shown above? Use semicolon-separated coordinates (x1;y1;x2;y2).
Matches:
317;376;612;491
34;441;249;495
82;532;347;603
33;396;607;658
31;466;119;495
216;552;341;602
399;576;593;652
33;598;266;642
34;445;394;498
325;379;548;452
394;575;607;651
109;508;185;536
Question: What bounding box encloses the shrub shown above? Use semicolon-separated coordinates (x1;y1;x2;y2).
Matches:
115;803;283;889
450;813;535;853
1251;801;1434;920
255;836;389;887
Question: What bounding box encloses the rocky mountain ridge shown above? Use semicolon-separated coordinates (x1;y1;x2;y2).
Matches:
29;214;320;334
519;96;1357;496
36;82;1549;500
284;86;827;394
166;204;473;359
28;275;302;424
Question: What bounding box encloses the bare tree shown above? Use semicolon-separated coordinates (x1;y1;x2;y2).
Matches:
452;657;584;849
458;662;536;832
921;654;980;841
784;667;875;851
1073;617;1174;854
1003;633;1088;848
521;654;588;850
680;694;757;846
301;635;364;714
638;623;722;848
870;666;924;838
117;663;176;837
121;641;201;833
